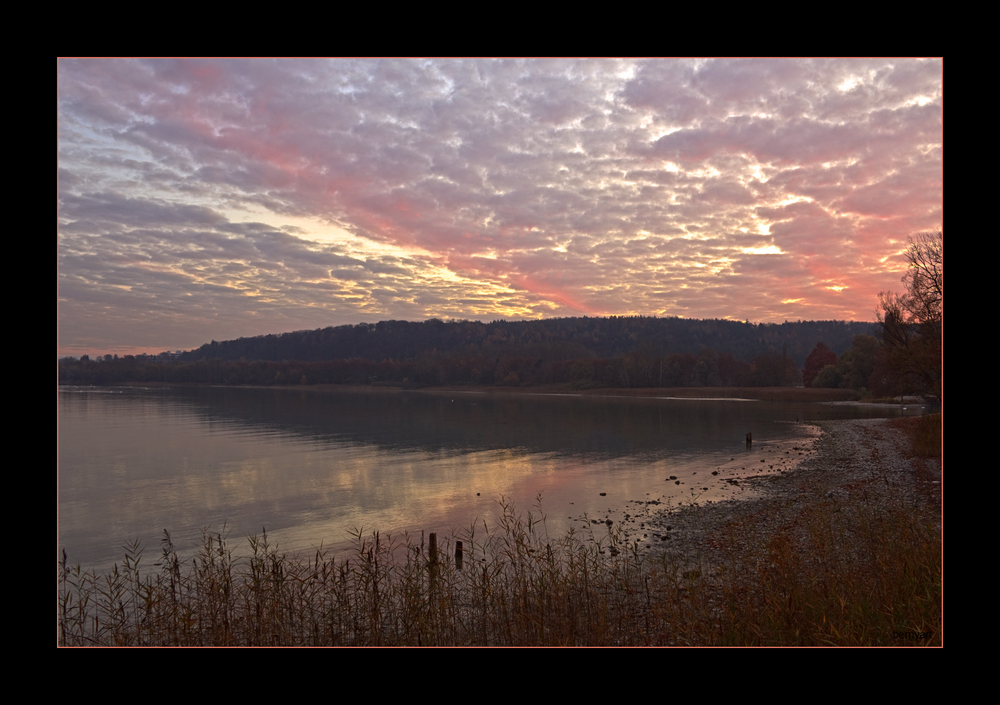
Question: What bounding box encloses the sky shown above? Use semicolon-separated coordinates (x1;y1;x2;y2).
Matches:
58;58;942;357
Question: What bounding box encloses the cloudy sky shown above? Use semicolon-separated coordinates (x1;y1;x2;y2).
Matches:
58;58;942;357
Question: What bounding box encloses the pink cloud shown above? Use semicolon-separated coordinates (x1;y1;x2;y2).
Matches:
58;59;942;353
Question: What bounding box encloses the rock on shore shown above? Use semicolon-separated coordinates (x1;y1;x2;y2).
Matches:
643;417;942;573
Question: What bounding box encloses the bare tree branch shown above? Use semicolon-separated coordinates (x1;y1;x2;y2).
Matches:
875;231;942;400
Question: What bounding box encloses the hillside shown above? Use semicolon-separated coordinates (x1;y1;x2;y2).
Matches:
180;317;874;368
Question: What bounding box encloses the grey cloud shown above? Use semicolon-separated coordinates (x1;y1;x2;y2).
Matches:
62;192;226;228
58;58;942;353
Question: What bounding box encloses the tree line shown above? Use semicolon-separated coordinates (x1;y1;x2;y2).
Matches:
59;346;805;389
175;316;871;369
59;318;856;390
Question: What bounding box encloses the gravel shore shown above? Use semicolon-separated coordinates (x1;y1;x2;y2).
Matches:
641;417;942;574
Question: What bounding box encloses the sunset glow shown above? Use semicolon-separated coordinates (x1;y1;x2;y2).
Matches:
58;59;942;357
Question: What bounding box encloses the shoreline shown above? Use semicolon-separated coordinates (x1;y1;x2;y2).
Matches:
638;417;942;574
60;381;911;405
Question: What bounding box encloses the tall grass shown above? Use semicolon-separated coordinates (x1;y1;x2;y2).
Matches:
59;493;940;646
59;500;684;646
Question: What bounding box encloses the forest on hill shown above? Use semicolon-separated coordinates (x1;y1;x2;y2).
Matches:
179;317;872;368
60;316;881;392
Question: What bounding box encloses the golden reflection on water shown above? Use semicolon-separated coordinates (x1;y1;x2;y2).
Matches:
58;386;896;571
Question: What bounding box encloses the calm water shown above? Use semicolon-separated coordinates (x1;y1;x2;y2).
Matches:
58;385;922;572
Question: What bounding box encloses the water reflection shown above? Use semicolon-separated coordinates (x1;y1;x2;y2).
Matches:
58;386;921;572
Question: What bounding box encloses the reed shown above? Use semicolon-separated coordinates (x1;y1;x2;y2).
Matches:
59;499;683;646
59;497;939;646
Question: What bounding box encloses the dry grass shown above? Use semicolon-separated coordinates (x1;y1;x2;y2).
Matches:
59;501;687;646
888;413;941;459
914;413;942;459
708;497;940;645
59;481;940;646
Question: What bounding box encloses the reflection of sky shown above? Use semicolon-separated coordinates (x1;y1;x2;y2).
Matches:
58;387;915;572
58;59;942;356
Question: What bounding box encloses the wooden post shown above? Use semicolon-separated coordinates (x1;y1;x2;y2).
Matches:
455;540;463;570
428;532;438;588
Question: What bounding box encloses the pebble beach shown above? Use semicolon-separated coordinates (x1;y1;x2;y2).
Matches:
641;417;942;575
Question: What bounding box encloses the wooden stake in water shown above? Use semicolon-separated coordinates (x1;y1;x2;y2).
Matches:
455;540;463;570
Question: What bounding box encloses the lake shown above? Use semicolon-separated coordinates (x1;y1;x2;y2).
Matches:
58;385;923;573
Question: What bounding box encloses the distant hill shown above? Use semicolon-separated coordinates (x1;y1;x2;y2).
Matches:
179;316;875;368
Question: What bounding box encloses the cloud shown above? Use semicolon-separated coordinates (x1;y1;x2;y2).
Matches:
58;58;942;355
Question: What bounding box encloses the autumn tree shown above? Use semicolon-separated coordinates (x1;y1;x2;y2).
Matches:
876;231;942;399
803;342;837;387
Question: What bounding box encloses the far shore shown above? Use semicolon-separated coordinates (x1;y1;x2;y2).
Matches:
62;380;898;404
